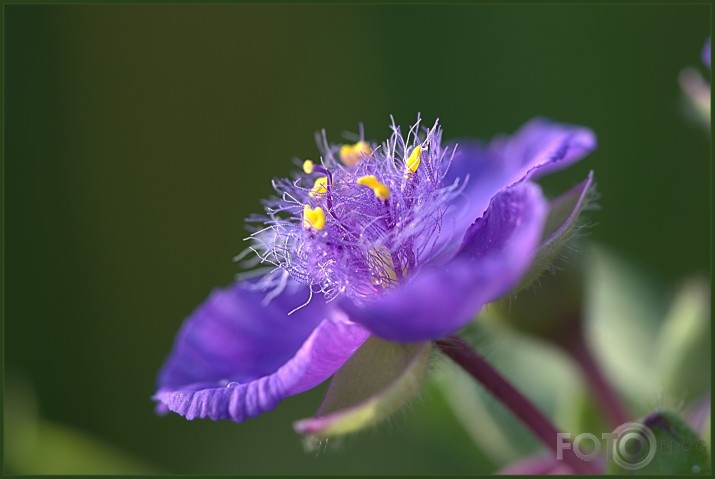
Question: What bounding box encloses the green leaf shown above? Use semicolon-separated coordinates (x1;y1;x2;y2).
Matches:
516;171;595;291
655;278;711;403
584;245;668;405
293;336;431;442
606;411;710;475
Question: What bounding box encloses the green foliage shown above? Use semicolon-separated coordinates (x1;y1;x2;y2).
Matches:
435;320;588;470
439;244;711;473
606;411;710;475
655;279;711;403
583;246;669;406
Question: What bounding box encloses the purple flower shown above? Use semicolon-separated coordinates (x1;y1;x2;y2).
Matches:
153;117;595;425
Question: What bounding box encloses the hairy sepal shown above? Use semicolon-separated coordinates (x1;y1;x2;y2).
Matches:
515;171;595;292
294;336;431;445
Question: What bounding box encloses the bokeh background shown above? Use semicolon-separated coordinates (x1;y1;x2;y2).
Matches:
5;4;710;475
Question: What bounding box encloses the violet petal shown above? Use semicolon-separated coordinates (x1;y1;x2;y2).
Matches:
444;119;595;239
154;281;370;421
340;182;548;342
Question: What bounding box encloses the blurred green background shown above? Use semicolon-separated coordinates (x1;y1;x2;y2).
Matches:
5;4;710;475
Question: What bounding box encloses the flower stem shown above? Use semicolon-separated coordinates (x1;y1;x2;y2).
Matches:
554;314;630;429
436;335;602;475
562;331;630;429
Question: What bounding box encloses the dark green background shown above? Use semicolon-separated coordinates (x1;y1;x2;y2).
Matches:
5;4;710;475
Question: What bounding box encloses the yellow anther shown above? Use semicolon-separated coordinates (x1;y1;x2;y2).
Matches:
309;177;329;198
339;141;372;166
302;160;314;174
339;145;353;164
303;205;326;231
405;145;422;175
368;247;408;286
369;247;399;284
355;141;371;156
357;175;390;200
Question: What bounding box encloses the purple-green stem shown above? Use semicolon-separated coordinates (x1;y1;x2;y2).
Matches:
436;335;603;475
563;332;630;429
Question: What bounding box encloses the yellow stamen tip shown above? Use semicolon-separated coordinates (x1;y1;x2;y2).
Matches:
406;145;422;174
339;145;353;164
339;141;372;166
357;175;390;200
302;160;314;174
355;141;371;156
303;205;326;231
309;177;329;198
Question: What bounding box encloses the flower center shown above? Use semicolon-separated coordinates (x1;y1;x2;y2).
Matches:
247;119;463;302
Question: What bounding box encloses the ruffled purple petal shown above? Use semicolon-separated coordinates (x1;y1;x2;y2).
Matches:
154;281;370;421
340;182;548;342
490;118;596;180
157;281;321;389
444;119;595;240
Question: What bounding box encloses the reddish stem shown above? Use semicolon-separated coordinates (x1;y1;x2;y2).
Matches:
564;334;630;429
556;314;630;429
436;335;602;475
